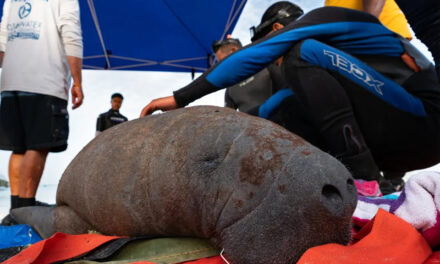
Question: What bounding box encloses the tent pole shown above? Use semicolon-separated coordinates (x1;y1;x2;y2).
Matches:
87;0;112;69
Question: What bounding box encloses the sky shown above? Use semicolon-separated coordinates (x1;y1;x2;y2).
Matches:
0;0;436;185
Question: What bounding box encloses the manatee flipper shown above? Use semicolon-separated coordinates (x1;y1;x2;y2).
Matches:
54;205;95;236
11;206;56;239
11;205;95;239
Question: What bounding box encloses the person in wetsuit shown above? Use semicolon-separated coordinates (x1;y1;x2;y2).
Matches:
96;93;128;136
139;4;440;194
213;37;273;114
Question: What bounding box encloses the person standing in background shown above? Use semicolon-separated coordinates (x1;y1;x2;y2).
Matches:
0;0;83;224
96;93;128;136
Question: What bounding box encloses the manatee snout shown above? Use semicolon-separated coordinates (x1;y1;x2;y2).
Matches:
321;178;356;216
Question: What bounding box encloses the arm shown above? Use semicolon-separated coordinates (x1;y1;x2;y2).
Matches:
68;56;83;109
58;0;83;109
140;96;179;117
140;7;401;116
363;0;386;18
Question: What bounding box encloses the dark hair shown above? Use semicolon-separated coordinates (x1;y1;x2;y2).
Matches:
250;1;303;42
212;38;242;53
111;93;124;100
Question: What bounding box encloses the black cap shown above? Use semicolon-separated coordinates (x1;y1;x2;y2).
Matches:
111;93;124;100
211;38;242;53
250;1;303;42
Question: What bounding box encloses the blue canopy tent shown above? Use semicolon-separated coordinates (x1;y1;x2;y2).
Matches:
0;0;247;72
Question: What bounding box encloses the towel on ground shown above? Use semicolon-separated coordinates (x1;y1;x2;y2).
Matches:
353;171;440;248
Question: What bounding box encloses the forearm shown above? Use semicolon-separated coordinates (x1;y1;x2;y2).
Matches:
363;0;386;17
173;76;220;107
67;56;82;86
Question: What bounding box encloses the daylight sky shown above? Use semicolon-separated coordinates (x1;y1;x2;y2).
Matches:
0;0;435;184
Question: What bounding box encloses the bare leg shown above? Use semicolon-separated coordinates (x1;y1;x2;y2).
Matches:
8;153;22;196
19;149;49;198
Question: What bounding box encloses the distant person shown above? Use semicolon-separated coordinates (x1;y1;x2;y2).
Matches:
0;0;83;224
325;0;412;39
96;93;128;135
212;37;273;113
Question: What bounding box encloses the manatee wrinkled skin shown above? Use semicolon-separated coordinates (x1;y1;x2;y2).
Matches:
13;106;357;264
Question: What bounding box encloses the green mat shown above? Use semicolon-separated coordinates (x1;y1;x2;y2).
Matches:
67;237;219;264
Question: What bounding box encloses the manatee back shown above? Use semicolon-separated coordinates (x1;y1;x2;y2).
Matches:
57;106;357;263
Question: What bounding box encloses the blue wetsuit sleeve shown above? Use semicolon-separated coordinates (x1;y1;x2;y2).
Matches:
258;89;294;119
173;7;404;107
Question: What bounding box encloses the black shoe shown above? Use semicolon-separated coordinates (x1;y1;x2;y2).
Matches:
382;171;405;192
379;177;398;195
1;214;18;226
389;178;405;192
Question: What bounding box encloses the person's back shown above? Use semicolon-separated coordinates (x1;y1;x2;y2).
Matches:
325;0;411;39
96;93;128;135
224;68;273;113
212;37;273;113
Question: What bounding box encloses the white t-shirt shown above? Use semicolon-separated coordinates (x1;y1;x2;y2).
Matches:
0;0;83;100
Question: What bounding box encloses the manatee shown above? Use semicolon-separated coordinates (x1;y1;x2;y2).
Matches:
12;106;357;264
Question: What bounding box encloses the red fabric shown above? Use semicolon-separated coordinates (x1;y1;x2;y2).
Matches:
298;209;432;264
2;232;120;264
355;180;381;197
425;252;440;264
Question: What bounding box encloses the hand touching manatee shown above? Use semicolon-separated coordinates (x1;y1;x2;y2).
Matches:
140;95;178;117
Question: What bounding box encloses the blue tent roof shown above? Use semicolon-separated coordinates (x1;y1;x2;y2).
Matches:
0;0;247;72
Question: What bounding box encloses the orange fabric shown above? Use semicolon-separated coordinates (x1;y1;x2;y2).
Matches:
2;232;120;264
298;209;432;264
401;53;421;72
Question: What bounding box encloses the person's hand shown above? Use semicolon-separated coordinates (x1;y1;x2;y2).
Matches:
140;96;179;117
71;84;84;109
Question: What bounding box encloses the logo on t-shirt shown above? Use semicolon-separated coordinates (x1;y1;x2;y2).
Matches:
18;2;32;19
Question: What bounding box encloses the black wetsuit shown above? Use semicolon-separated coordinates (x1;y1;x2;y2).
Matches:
96;109;128;132
172;7;440;180
224;68;273;113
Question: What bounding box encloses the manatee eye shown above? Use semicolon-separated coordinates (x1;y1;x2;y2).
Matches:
321;184;343;215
